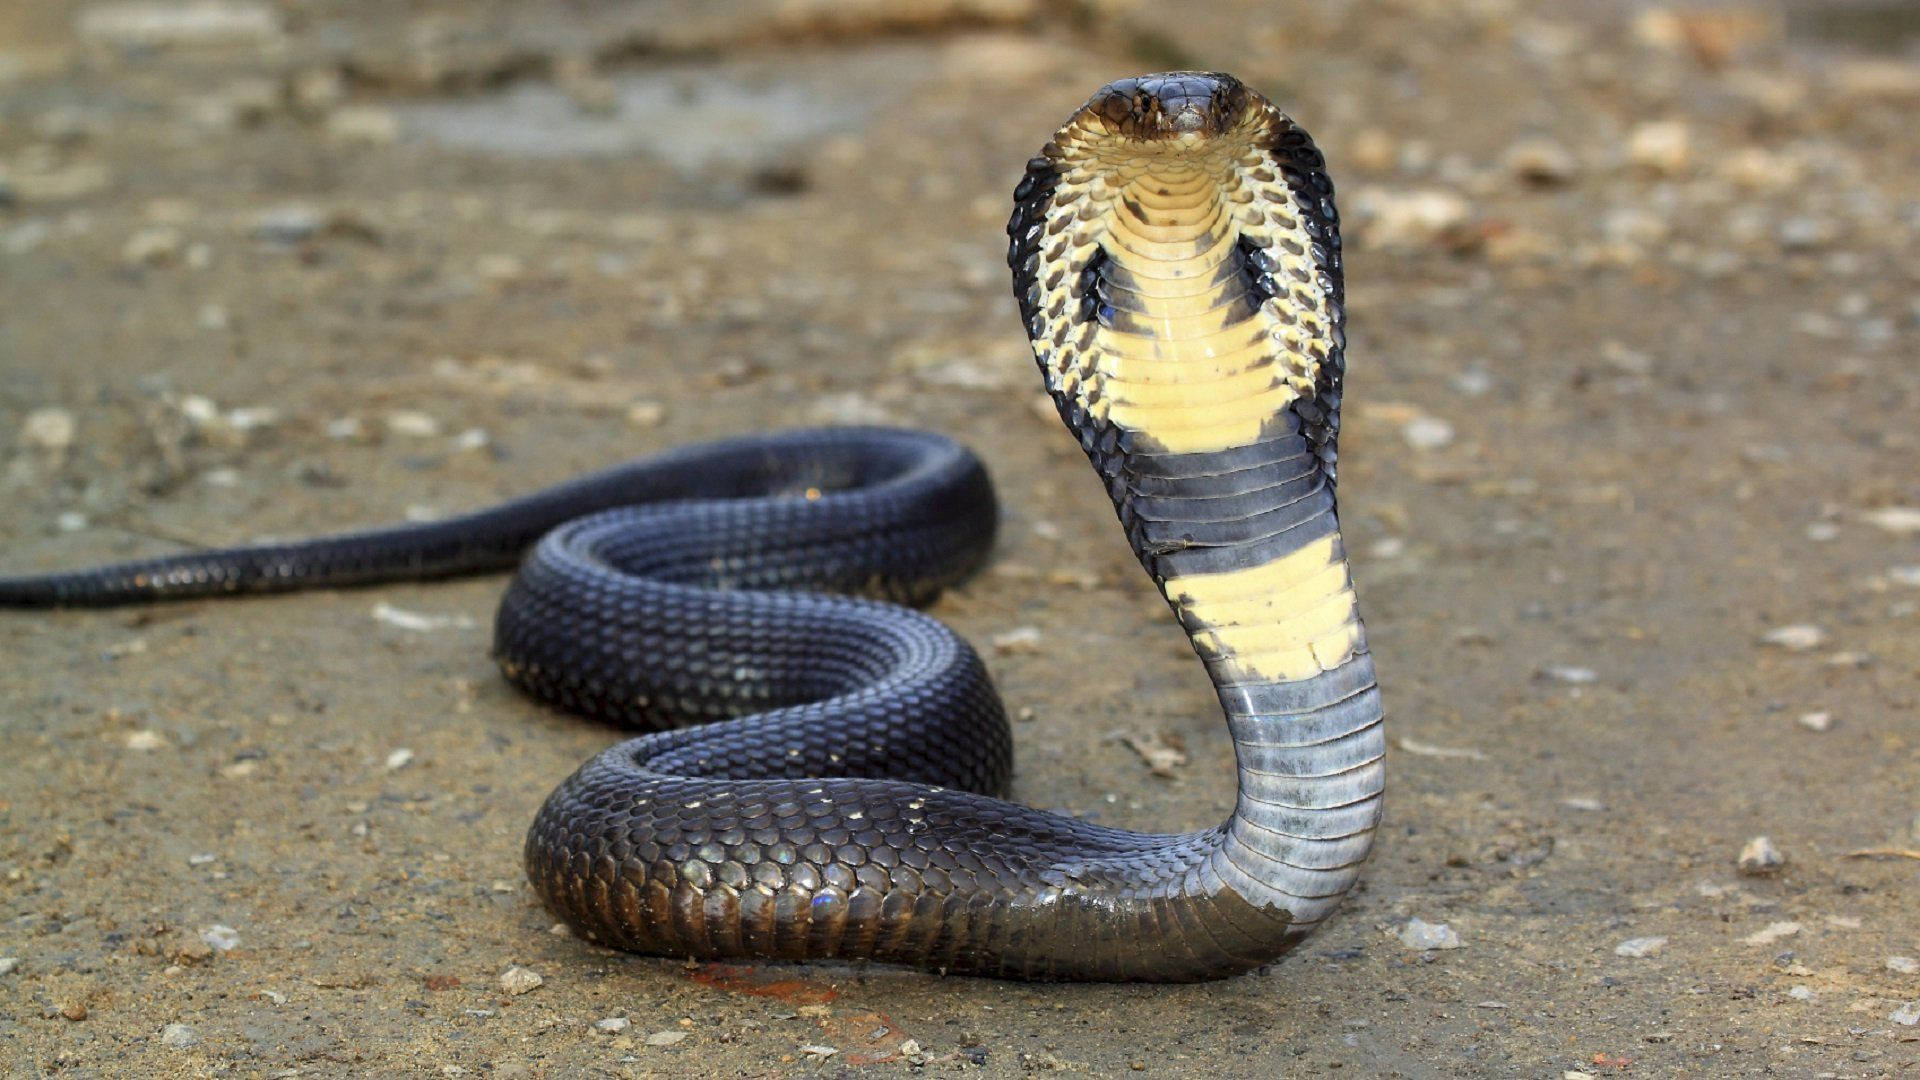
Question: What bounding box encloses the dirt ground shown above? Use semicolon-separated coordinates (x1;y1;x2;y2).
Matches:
2;1;1917;1076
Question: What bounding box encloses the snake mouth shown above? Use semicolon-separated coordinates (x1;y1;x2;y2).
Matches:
1078;71;1253;141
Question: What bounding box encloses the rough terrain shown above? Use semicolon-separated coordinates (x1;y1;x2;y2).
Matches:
1;1;1917;1076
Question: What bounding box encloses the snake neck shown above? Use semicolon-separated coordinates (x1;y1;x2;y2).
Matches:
1009;84;1382;936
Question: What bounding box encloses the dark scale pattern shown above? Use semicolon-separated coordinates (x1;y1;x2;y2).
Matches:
1006;154;1061;340
1264;118;1348;481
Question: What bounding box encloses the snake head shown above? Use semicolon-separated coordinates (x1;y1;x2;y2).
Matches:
1079;71;1253;141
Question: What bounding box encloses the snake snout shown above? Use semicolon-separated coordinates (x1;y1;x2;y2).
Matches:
1084;71;1249;140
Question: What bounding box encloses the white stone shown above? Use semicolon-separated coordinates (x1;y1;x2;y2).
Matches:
160;1022;200;1048
1742;920;1801;946
1401;415;1455;451
1759;625;1826;651
1861;507;1920;534
1627;121;1690;175
991;626;1044;654
19;407;76;451
385;410;441;438
125;730;168;751
498;966;542;995
644;1030;688;1046
1397;917;1463;950
1737;835;1785;875
1614;936;1666;958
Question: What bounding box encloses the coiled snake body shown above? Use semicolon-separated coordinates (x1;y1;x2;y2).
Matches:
0;73;1382;981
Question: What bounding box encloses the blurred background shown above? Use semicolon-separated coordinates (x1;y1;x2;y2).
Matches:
2;1;1917;1075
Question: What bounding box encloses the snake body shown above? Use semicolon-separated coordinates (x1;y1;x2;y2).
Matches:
0;73;1382;981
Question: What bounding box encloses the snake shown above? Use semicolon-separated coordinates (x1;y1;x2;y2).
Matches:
0;72;1382;982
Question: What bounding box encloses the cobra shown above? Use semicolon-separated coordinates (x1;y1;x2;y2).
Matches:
0;72;1382;981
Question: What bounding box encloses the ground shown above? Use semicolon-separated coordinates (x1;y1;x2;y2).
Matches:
1;1;1917;1076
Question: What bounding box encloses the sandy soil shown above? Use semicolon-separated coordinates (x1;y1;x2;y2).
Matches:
2;1;1917;1076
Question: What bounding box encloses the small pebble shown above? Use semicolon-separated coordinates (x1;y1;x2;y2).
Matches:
60;1000;87;1021
57;511;89;532
371;603;476;632
126;730;168;751
1787;985;1814;1001
1539;665;1597;685
1397;917;1463;951
160;1022;200;1049
1759;625;1826;651
1626;120;1690;175
1737;835;1786;875
626;401;668;427
1400;415;1455;451
384;748;415;771
200;925;240;951
452;428;490;452
385;410;441;438
798;1045;838;1060
1861;507;1920;535
1743;920;1801;946
498;966;542;996
0;958;17;977
1892;1002;1920;1027
1561;797;1606;812
19;406;76;451
991;626;1044;654
252;204;327;243
1795;711;1833;732
644;1030;687;1046
594;1017;631;1033
1887;956;1918;975
1614;936;1667;958
1889;566;1920;588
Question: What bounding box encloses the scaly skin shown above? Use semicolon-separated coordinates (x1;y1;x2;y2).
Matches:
0;72;1382;981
